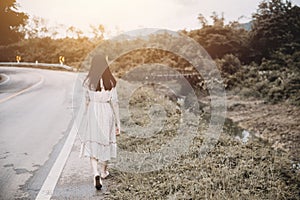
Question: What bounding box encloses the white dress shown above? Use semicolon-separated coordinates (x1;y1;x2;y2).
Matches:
78;79;120;162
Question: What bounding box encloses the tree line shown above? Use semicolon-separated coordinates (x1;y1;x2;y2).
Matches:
1;0;299;65
0;0;299;105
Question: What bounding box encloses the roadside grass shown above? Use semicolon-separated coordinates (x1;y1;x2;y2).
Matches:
110;132;299;199
107;83;300;199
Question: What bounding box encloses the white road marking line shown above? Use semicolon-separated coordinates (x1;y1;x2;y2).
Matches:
35;109;82;200
0;74;44;104
0;73;10;85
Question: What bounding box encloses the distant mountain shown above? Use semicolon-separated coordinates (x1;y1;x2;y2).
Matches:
112;23;254;42
112;28;179;41
126;28;159;37
112;28;158;41
239;21;253;31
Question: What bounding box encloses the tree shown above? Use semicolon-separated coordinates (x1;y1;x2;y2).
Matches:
210;12;225;27
66;26;84;39
66;26;76;38
0;0;28;45
250;0;300;62
189;13;249;60
22;16;50;38
90;24;105;41
197;14;208;28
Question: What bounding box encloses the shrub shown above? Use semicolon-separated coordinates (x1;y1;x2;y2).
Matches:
239;87;256;98
268;86;285;103
217;54;241;75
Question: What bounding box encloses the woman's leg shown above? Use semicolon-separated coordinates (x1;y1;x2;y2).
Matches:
90;157;102;190
90;157;99;176
100;161;109;178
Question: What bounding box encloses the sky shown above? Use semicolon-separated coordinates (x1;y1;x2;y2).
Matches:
16;0;300;38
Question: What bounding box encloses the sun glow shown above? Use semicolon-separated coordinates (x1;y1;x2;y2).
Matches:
17;0;270;38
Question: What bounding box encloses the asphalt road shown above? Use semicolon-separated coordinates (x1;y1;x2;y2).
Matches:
0;67;78;199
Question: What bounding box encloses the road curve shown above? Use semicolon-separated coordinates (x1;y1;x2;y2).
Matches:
0;67;78;199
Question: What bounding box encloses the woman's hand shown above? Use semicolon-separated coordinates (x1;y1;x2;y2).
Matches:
116;128;120;136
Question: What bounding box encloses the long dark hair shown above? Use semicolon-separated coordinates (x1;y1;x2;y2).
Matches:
83;54;116;91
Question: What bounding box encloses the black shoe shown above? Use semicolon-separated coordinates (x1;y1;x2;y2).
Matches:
94;175;102;190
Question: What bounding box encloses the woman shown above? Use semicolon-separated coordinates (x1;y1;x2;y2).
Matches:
79;54;120;190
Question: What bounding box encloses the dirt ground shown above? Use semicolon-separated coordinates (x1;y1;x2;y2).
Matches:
225;95;300;163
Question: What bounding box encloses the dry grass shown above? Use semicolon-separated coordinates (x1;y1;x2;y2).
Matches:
109;131;299;199
106;82;300;199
